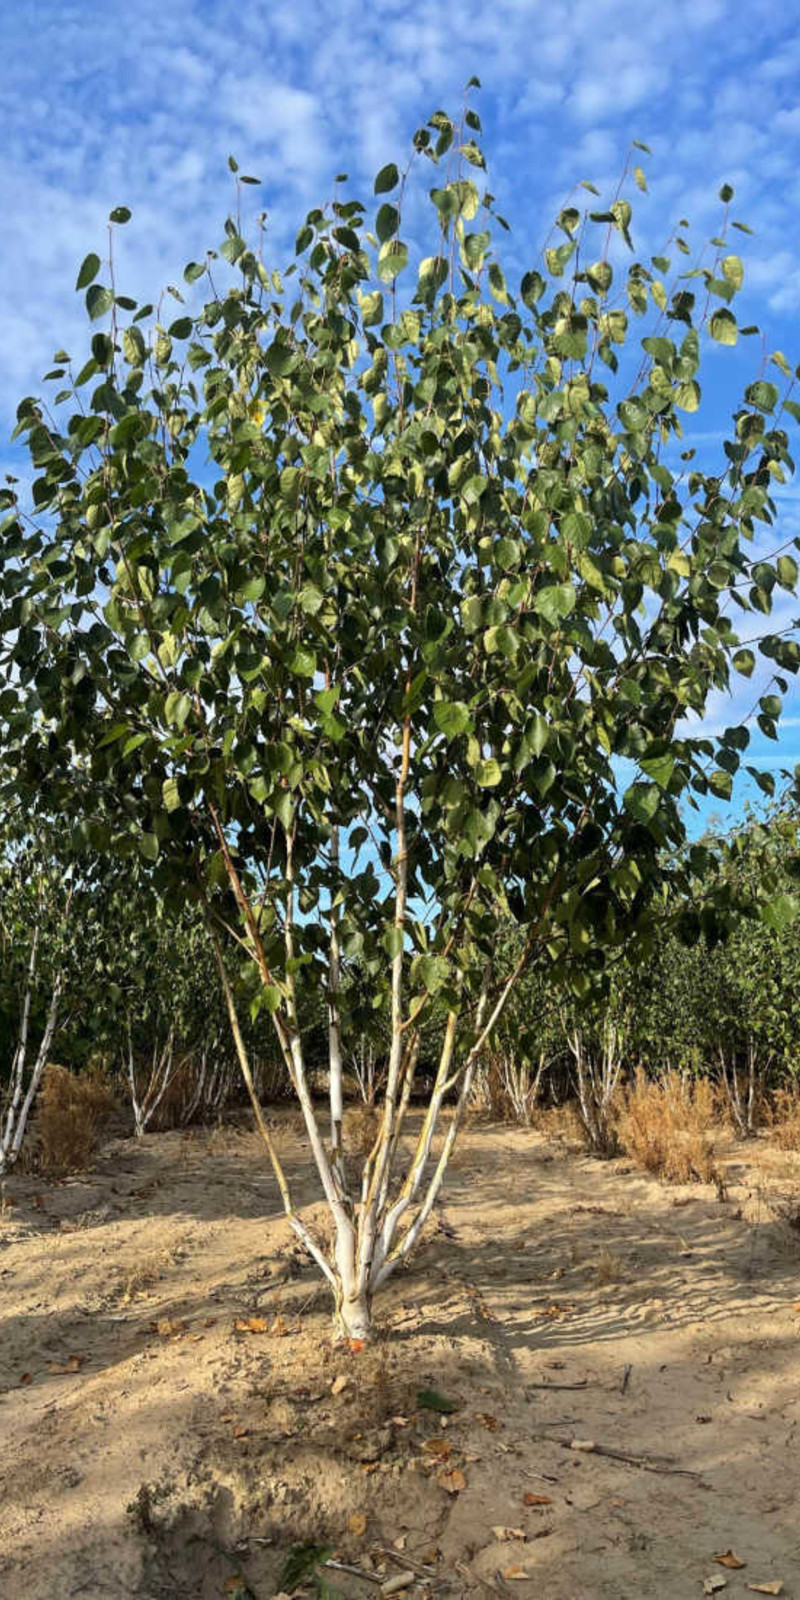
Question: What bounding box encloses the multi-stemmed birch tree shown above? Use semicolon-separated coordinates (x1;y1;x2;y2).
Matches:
0;819;78;1172
2;95;800;1334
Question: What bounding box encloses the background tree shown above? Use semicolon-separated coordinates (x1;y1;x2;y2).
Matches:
2;95;800;1334
0;818;91;1172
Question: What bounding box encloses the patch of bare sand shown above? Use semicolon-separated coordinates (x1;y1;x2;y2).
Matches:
1;1117;799;1599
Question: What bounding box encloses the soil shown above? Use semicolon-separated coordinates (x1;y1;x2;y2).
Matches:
1;1113;799;1600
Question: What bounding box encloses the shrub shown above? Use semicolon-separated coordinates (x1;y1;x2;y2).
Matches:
616;1069;718;1183
37;1064;116;1172
767;1087;800;1152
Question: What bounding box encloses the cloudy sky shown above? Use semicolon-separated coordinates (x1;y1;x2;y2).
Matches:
1;0;799;827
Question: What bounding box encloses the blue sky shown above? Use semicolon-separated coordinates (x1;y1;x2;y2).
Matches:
1;0;799;831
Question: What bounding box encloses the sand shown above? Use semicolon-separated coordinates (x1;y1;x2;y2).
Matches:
1;1113;799;1599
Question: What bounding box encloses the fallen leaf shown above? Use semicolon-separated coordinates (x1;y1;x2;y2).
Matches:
703;1579;728;1595
391;1415;410;1427
20;1372;32;1386
475;1412;500;1432
747;1584;784;1595
491;1526;525;1541
219;1412;236;1423
155;1318;187;1338
503;1565;529;1581
47;1355;84;1374
331;1374;350;1396
233;1426;250;1439
715;1552;746;1570
437;1468;467;1494
423;1438;452;1460
271;1315;290;1337
610;1498;628;1508
234;1316;267;1334
522;1491;552;1506
696;1415;713;1424
349;1338;366;1353
569;1439;596;1453
348;1512;367;1537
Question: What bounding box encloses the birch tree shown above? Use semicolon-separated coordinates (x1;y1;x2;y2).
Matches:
2;95;800;1334
0;823;73;1172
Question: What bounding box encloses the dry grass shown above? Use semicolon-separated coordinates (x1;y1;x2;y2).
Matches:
766;1087;800;1152
593;1248;627;1287
534;1101;585;1152
37;1064;117;1173
113;1247;181;1304
345;1104;381;1157
769;1188;800;1236
615;1069;718;1184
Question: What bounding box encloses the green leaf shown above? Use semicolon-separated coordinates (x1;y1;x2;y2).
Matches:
733;648;755;677
623;783;660;824
97;721;130;748
86;284;114;321
527;714;549;756
708;768;732;800
761;894;800;932
417;255;447;296
533;584;576;625
674;380;701;412
377;240;409;281
760;694;781;718
709;309;737;346
376;203;399;243
76;253;101;291
475;758;502;788
639;751;675;788
383;924;404;959
287;645;316;677
776;554;798;589
745;380;779;413
138;833;160;862
488;262;508;302
721;254;744;290
122;326;146;366
279;1544;332;1594
374;162;399;194
360;290;384;327
165;691;191;730
433;701;471;739
483;624;518;657
417;954;450;993
461;595;483;633
109;205;132;224
163;777;181;812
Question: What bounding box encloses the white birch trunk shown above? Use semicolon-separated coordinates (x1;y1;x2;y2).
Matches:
0;946;62;1174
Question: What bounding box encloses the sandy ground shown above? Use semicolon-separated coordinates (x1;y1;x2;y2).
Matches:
1;1113;799;1600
